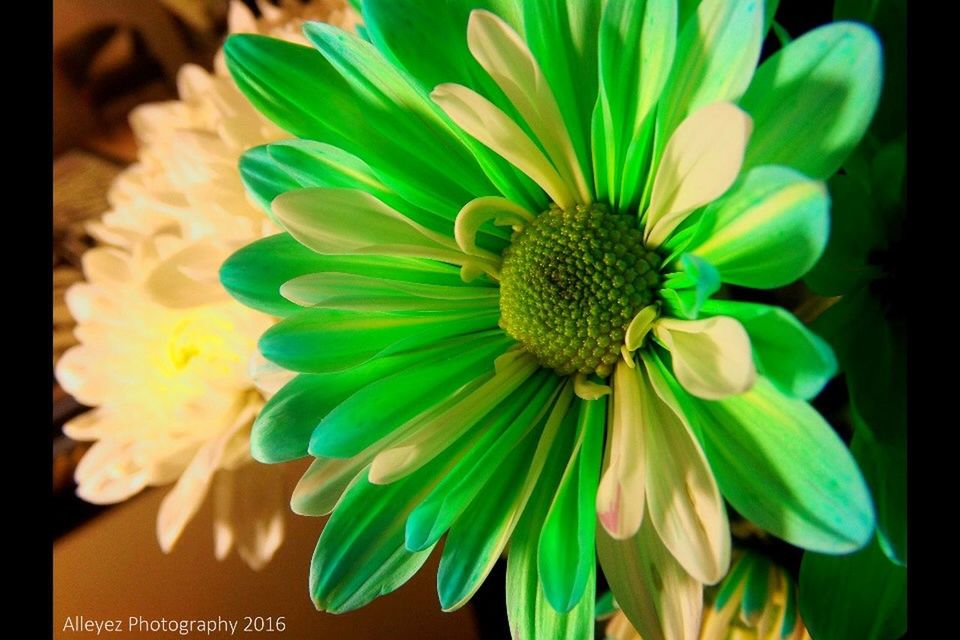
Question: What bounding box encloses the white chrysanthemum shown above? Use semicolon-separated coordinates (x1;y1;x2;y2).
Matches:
57;235;278;568
57;0;359;570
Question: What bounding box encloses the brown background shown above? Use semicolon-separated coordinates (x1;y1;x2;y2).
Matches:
54;462;481;639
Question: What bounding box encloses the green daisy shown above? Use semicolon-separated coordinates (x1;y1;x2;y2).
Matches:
220;1;882;636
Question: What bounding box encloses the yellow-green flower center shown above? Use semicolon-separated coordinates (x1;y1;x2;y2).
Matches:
499;203;661;377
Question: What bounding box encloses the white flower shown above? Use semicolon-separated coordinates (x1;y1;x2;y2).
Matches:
57;0;359;569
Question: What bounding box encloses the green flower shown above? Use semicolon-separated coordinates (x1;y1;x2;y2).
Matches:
600;549;811;640
221;1;882;637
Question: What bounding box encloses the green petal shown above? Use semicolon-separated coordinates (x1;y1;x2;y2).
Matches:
362;0;521;96
659;253;721;319
595;590;617;619
225;33;492;219
799;536;906;640
291;455;368;516
272;188;468;264
281;272;498;312
220;233;328;317
246;140;507;252
310;447;467;613
596;511;702;640
763;0;780;35
506;398;595;638
812;289;905;447
804;173;883;296
701;300;837;400
308;332;511;457
220;233;468;318
438;383;577;612
654;0;763;169
361;0;544;211
740;553;771;624
739;22;883;179
436;412;543;611
592;0;677;211
522;1;602;190
405;373;560;551
238;145;301;225
689;165;829;289
538;398;605;612
670;369;875;553
835;0;905;142
260;306;499;374
852;423;906;566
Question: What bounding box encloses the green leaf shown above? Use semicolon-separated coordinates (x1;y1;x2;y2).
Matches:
689;165;829;289
259;306;499;374
799;536;906;640
538;399;605;613
701;300;837;400
739;22;883;179
852;423;906;565
812;289;905;446
804;173;882;296
672;371;875;553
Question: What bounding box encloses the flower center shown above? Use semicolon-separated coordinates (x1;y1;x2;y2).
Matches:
499;203;661;377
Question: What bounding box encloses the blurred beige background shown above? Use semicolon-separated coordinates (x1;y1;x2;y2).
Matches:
54;462;480;639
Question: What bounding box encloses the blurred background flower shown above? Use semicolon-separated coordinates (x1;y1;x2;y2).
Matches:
54;0;359;569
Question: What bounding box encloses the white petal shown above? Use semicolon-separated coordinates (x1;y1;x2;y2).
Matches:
212;461;286;571
272;188;468;264
466;10;591;204
248;352;296;399
597;362;647;539
640;353;730;584
625;305;659;352
226;0;258;34
156;401;256;553
654;316;756;399
454;196;534;257
145;240;233;309
73;440;150;504
431;83;575;209
597;510;703;640
645;103;752;247
81;248;131;286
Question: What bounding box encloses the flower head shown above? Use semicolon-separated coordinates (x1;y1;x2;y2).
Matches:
602;550;810;640
56;0;358;569
223;0;882;633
